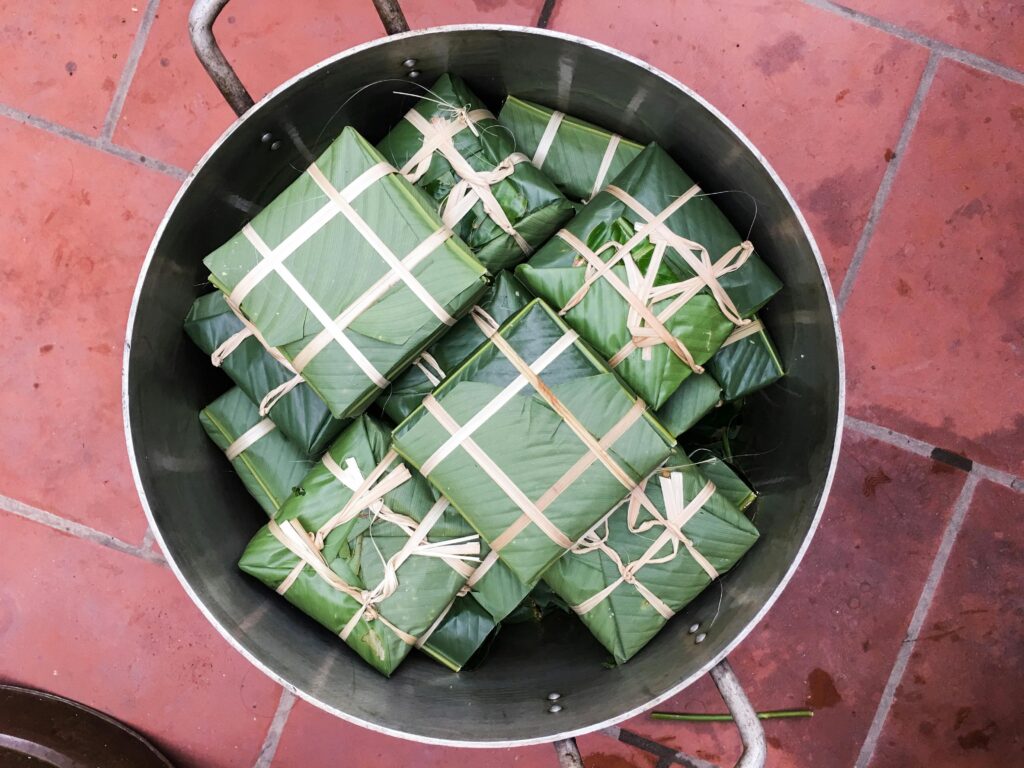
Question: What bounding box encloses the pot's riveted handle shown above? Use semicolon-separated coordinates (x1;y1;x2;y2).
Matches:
188;0;409;117
553;660;766;768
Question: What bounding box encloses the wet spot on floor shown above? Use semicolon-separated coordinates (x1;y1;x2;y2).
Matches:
753;32;806;76
806;668;842;708
65;60;76;76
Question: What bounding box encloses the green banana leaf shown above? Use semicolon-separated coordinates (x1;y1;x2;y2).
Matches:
185;292;345;455
204;126;489;419
416;594;498;672
542;449;759;664
518;214;735;409
707;315;785;401
380;271;533;423
687;448;757;512
199;387;314;517
654;372;723;437
392;298;676;587
498;96;644;201
238;415;476;677
377;74;575;271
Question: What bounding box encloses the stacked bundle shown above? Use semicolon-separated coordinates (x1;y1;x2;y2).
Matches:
185;76;786;676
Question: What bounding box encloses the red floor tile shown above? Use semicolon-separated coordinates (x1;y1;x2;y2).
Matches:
0;1;141;135
0;513;282;768
111;0;388;172
841;0;1024;72
842;61;1024;475
0;119;179;543
402;0;545;29
868;481;1024;767
624;430;969;767
548;0;930;285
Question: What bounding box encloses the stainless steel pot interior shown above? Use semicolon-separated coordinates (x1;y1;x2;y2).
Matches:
124;26;843;747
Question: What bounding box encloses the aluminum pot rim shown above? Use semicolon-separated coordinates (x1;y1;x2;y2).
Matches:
122;23;846;748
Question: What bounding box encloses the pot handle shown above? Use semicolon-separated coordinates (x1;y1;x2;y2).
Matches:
188;0;409;117
553;659;766;768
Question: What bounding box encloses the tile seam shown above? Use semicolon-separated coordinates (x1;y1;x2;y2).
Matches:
0;102;187;179
836;51;939;311
102;0;162;140
852;473;980;768
252;688;297;768
0;492;165;565
802;0;1024;86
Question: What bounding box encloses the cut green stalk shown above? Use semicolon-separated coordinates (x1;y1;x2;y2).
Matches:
651;709;813;722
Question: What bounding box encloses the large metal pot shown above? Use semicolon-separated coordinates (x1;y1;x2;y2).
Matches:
123;0;843;759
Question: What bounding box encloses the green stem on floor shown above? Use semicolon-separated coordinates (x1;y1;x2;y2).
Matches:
651;709;813;722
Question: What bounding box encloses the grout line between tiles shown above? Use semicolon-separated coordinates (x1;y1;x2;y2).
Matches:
102;0;162;141
853;473;980;768
140;526;156;551
0;102;188;179
801;0;1024;87
843;416;1024;493
252;688;297;768
535;0;559;28
836;51;939;312
0;493;166;566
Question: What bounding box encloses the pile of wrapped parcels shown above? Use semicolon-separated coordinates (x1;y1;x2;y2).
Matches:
186;75;785;675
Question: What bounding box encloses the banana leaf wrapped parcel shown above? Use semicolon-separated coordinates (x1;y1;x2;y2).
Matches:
392;298;676;586
498;96;643;201
185;292;345;456
380;271;533;424
707;316;785;401
238;415;481;676
377;74;575;271
517;142;782;409
200;387;314;517
654;372;723;437
543;450;759;664
689;449;757;512
204;127;489;419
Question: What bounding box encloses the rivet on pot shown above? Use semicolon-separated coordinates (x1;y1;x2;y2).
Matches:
260;132;273;144
403;58;417;68
270;141;282;151
408;70;421;80
548;704;563;713
547;692;561;701
688;623;700;634
695;633;707;644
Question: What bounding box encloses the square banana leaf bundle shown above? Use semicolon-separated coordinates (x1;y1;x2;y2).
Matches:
200;387;314;517
688;448;757;512
707;316;785;401
415;593;498;672
238;415;481;676
377;74;575;271
185;291;346;456
380;271;533;423
543;450;759;664
204;126;489;419
392;298;676;587
517;143;782;410
498;96;643;201
654;372;723;437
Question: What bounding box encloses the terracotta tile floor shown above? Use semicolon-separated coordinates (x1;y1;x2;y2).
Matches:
0;1;1021;766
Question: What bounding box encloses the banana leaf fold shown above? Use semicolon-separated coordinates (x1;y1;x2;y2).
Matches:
204;126;489;419
688;449;757;512
199;387;314;517
707;316;785;401
517;142;782;409
498;96;643;201
380;271;533;424
542;450;759;664
185;292;345;455
392;298;676;587
238;415;480;676
655;372;723;437
377;74;575;271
